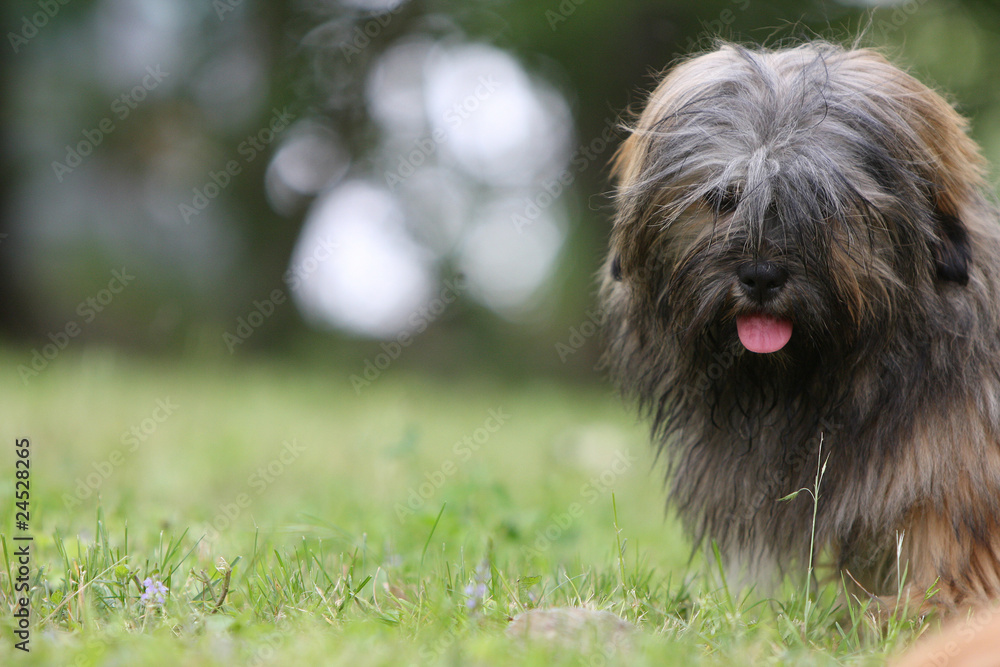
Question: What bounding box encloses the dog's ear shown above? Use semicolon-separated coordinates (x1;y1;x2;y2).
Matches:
841;50;986;286
610;254;622;281
900;69;981;287
914;85;978;286
931;210;971;285
901;70;980;287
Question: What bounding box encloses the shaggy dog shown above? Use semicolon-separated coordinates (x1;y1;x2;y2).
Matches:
601;41;1000;612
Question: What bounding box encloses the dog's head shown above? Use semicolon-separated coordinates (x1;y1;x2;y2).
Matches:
604;42;988;391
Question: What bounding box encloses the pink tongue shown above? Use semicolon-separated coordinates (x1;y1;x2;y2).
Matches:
737;314;793;353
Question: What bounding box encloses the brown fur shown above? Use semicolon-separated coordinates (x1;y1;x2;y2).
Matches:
601;41;1000;613
890;607;1000;666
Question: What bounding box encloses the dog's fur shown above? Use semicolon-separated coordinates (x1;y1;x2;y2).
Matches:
601;41;1000;611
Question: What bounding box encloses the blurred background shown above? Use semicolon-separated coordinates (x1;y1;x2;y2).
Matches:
3;0;1000;383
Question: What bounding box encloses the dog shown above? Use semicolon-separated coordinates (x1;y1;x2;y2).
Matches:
600;41;1000;613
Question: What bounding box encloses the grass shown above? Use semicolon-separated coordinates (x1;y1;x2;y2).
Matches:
0;348;929;664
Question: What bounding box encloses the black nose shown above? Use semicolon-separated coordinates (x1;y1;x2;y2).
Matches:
737;261;788;302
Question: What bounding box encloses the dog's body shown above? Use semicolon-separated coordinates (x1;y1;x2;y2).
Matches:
602;42;1000;611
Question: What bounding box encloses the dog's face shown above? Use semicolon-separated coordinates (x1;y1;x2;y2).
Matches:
604;44;986;403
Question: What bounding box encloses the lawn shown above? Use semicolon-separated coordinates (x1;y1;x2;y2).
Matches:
1;349;922;664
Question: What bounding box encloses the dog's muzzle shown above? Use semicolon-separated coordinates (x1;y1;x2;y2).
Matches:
737;261;788;304
735;261;793;353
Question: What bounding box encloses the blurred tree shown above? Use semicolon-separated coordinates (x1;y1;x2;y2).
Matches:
2;0;999;380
